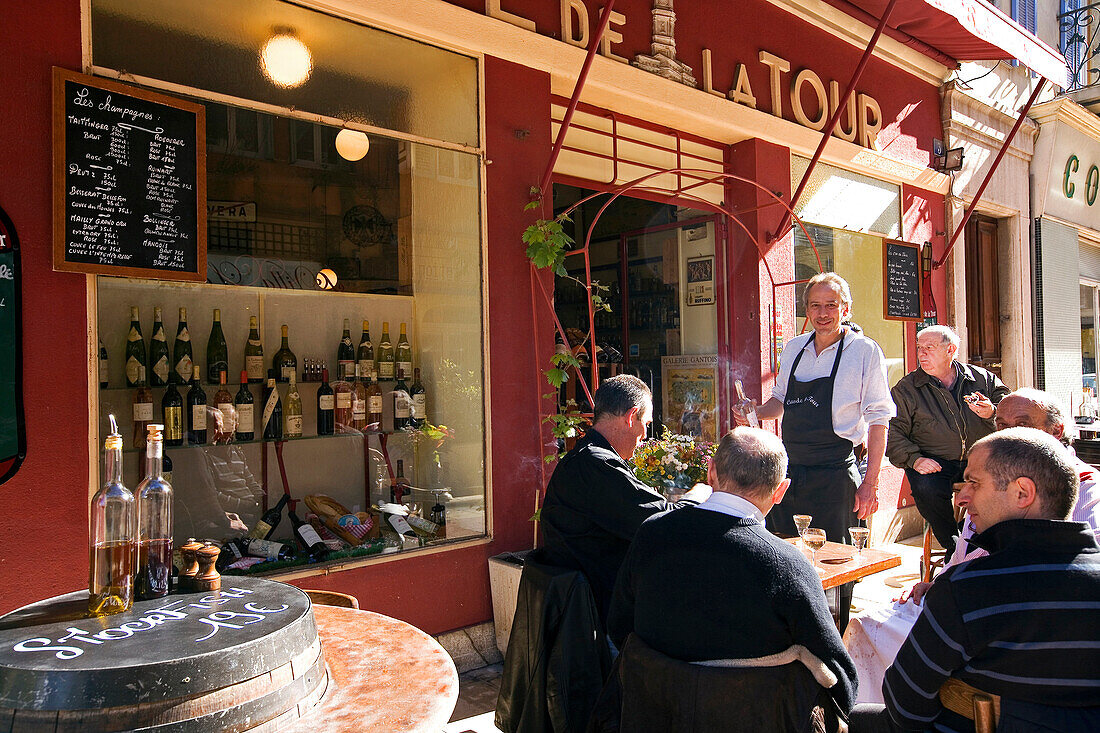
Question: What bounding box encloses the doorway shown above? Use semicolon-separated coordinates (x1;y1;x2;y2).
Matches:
965;214;1002;375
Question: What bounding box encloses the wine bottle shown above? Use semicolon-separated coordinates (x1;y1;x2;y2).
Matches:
136;424;173;600
207;308;229;385
89;416;136;615
149;307;170;387
162;380;183;446
317;368;335;435
429;501;447;539
410;367;427;429
99;338;109;389
289;503;329;561
392;459;410;503
234;370;254;441
173;307;193;385
284;372;303;438
272;324;297;383
333;369;353;432
215;538;245;572
393;368;411;430
240;537;295;561
396;322;413;382
366;368;383;428
212;371;235;442
357;320;374;382
244;315;264;383
125;306;147;389
249;493;289;540
352;363;368;431
337;318;355;382
262;376;283;441
377;321;395;381
133;381;153;450
187;366;207;445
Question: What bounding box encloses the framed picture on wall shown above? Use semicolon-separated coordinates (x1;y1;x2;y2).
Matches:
661;355;718;442
686;255;714;306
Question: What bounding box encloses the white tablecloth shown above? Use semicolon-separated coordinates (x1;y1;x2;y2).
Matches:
842;600;923;704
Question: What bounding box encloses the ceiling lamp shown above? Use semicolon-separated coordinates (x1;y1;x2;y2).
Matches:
260;30;313;88
335;129;370;161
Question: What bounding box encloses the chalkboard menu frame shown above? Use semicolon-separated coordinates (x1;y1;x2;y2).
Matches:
0;204;26;486
52;68;207;282
882;239;923;322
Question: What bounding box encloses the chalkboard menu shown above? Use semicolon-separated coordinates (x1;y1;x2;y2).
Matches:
52;68;206;281
883;239;922;322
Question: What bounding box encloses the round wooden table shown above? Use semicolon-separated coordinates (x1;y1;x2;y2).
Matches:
282;605;459;733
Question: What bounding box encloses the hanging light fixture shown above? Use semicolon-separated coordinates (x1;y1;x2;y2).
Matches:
260;28;313;88
335;129;370;161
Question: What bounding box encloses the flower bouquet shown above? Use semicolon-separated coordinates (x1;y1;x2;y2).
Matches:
632;430;716;499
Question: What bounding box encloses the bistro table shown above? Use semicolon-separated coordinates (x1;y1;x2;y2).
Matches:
0;577;458;732
784;537;902;625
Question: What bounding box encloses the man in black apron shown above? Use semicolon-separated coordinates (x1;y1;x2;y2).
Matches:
736;272;894;628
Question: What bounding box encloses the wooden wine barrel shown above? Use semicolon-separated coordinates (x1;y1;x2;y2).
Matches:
0;576;326;732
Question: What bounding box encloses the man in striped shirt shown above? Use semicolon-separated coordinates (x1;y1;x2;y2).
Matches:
851;427;1100;732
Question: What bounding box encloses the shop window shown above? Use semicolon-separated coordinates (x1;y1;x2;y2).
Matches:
794;225;907;386
91;1;485;573
1082;282;1098;406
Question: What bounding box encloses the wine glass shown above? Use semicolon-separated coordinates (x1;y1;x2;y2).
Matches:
793;514;812;544
803;528;827;566
849;526;870;556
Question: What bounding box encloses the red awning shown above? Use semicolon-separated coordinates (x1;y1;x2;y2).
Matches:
827;0;1068;87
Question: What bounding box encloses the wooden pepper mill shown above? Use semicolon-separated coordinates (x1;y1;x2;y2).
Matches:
177;539;203;593
192;543;222;592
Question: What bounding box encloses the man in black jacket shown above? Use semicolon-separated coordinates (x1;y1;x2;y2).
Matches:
540;374;709;624
887;325;1008;554
608;427;858;717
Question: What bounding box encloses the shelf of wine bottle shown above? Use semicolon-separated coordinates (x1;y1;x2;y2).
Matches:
118;428;429;455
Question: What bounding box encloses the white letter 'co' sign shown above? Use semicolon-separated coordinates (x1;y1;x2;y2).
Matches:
0;204;25;485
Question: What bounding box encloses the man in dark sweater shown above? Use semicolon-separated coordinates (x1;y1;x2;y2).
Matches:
541;375;709;623
607;427;858;715
851;427;1100;732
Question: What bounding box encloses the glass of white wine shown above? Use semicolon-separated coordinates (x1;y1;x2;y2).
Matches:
803;528;827;566
793;514;812;545
849;526;870;556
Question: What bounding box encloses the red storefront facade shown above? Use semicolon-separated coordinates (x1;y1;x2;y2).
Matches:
1;0;1011;632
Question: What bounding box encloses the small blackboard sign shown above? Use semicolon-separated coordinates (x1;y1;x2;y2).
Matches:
52;68;206;281
883;239;922;322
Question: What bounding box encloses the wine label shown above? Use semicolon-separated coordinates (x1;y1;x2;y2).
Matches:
379;361;394;380
126;356;144;385
128;326;141;342
358;359;374;380
244;538;285;559
133;401;153;421
297;524;324;547
336;392;352;409
248;519;273;540
236;403;254;433
262;390;279;432
388;514;416;536
412;394;426;418
152;356;170;384
339;360;354;380
398;361;413;379
407;515;439;534
285;414;303;437
218;402;235;431
164;406;182;439
175;354;193;383
394;391;411;419
192;404;207;430
352;399;366;420
245;355;264;380
319;394;335;410
281;365;294;380
369;395;383;413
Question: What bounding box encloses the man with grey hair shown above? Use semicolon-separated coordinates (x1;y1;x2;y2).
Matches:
887;324;1007;555
852;427;1100;732
608;427;858;716
541;374;709;624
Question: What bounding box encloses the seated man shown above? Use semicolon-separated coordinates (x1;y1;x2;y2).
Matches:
540;374;709;625
608;427;858;717
851;428;1100;732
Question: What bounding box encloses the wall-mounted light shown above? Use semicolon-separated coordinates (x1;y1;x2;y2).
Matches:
261;28;313;88
335;129;370;161
933;147;965;172
921;241;933;275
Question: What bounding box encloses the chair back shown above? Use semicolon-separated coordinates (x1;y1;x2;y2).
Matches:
618;634;841;733
302;589;360;609
939;678;1000;733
